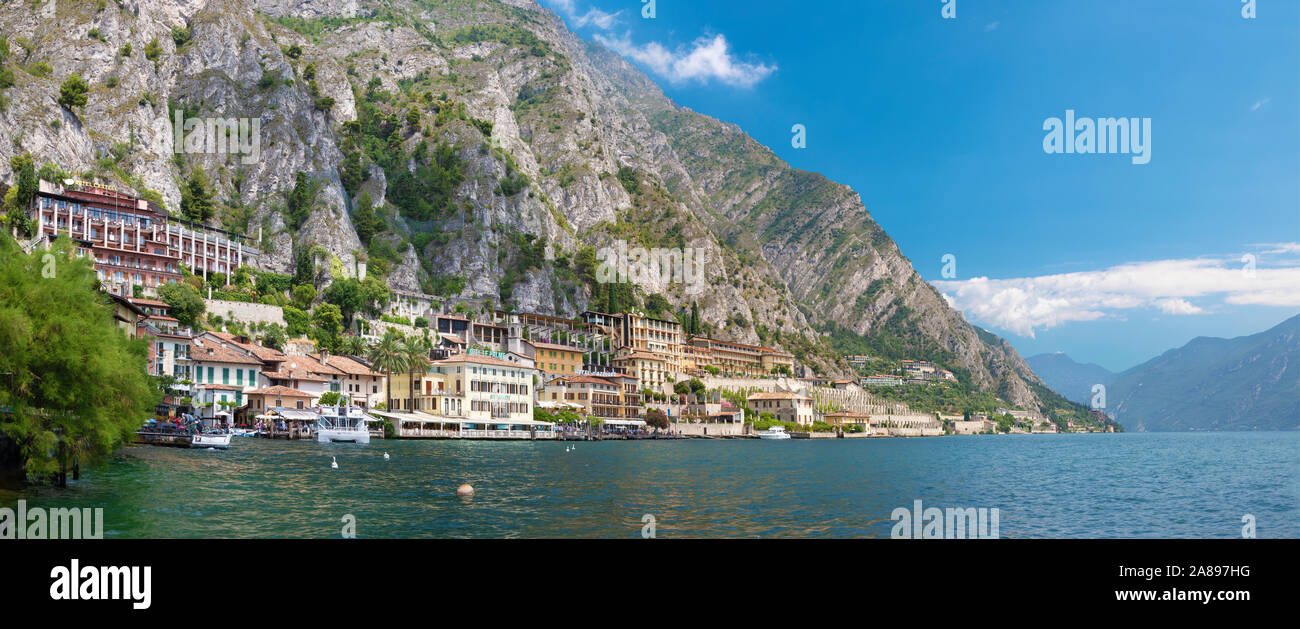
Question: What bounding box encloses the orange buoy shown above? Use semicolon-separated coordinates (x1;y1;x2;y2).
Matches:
457;483;475;497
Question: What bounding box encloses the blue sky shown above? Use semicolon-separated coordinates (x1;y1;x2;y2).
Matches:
544;0;1300;372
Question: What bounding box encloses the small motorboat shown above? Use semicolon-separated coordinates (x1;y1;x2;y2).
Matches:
757;425;792;440
190;431;232;449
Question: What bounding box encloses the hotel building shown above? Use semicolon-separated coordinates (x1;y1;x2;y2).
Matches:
30;179;257;296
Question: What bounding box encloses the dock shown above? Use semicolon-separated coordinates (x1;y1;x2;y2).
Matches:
134;431;192;447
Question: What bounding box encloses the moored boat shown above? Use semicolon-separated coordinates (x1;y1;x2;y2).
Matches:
757;425;791;440
317;405;371;444
190;431;232;449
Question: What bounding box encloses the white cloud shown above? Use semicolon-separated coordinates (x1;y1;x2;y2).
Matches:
545;0;621;31
1251;98;1271;111
984;21;1000;32
1153;297;1204;315
1252;242;1300;255
932;246;1300;337
595;32;776;88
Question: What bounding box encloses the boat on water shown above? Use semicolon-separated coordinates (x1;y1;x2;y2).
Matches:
757;425;792;440
190;431;232;449
316;405;371;444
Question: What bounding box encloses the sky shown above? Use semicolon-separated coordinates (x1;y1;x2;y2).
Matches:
543;0;1300;372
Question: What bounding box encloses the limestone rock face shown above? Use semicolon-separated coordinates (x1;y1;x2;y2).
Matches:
0;0;1058;410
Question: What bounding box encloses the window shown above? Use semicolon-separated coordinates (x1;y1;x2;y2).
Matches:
222;368;229;384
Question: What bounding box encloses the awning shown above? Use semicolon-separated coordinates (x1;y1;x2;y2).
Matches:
368;409;554;427
603;419;646;426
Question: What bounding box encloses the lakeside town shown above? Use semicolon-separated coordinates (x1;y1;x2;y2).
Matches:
8;178;1113;458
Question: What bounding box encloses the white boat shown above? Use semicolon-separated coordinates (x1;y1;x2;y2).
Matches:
317;405;371;444
757;425;791;440
190;432;232;449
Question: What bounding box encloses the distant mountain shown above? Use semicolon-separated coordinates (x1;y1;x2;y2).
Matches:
1107;314;1300;431
1026;353;1115;406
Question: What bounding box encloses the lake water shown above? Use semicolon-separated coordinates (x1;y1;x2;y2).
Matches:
2;432;1296;538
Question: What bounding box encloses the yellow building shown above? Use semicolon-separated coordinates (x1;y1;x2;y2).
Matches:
386;352;537;422
530;341;584;381
617;312;684;378
615;350;670;393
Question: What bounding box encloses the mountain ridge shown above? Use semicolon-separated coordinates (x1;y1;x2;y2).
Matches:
0;0;1082;417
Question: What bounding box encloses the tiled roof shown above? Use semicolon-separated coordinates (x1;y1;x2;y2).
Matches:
262;370;329;383
190;339;264;365
285;354;344;377
245;386;313;398
313;353;379;377
209;332;286;362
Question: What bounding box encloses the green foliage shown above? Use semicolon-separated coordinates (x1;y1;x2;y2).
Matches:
387;142;464;221
450;24;552;58
324;276;390;325
254;271;293;296
0;236;159;480
291;284;316;310
309;303;343;351
429;274;467;297
143;38;162;63
57;73;89;110
616;166;640;195
171;27;192;47
283;305;310;337
3;154;37;235
350;192;385;245
285;171;322;231
180;168;215;222
156;281;204;329
318;391;341;406
644;293;670;316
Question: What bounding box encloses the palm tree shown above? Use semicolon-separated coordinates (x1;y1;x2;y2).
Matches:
367;330;407;412
340;334;367;358
401;335;433;413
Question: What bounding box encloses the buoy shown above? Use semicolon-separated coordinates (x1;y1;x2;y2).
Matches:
331;456;339;469
383;452;390;460
457;483;474;497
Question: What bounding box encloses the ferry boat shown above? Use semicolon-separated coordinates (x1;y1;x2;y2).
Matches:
316;405;371;444
757;425;792;440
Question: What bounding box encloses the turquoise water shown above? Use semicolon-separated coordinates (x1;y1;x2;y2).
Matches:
2;432;1296;538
